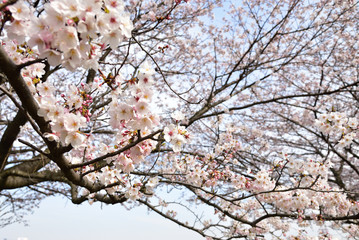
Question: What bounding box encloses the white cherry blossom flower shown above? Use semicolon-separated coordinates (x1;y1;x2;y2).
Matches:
65;131;86;148
135;100;149;116
44;3;66;30
171;111;185;121
63;113;87;132
125;186;141;200
171;134;186;152
37;82;55;96
146;177;159;192
117;103;134;121
102;29;123;49
164;124;177;142
139;61;156;77
40;49;62;66
8;1;32;20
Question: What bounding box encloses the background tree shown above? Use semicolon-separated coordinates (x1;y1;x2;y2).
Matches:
0;0;359;239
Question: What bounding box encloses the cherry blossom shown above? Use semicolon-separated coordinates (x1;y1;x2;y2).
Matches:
1;0;359;239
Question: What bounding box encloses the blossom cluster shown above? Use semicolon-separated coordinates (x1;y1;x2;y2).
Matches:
163;123;190;152
4;0;133;70
108;61;159;133
282;153;332;182
2;35;165;200
171;127;241;186
56;62;160;197
314;112;359;147
2;38;91;146
2;27;195;202
164;126;359;238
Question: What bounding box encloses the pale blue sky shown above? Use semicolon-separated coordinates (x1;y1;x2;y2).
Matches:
0;196;204;240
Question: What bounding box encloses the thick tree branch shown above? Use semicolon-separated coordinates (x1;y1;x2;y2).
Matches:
0;110;27;172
